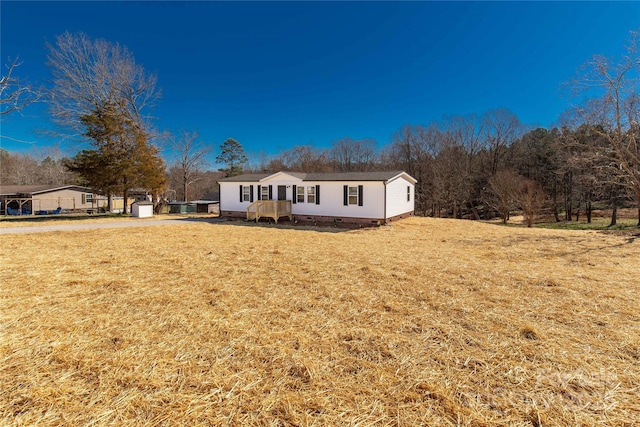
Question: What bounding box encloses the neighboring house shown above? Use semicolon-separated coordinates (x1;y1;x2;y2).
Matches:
129;188;153;203
0;185;106;215
218;171;416;225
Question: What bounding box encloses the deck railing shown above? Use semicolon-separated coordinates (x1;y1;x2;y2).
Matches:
247;200;292;223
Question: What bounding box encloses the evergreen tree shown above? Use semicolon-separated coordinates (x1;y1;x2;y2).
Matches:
216;138;247;177
66;102;165;212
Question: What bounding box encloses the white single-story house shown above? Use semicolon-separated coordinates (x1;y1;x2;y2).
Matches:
218;171;416;225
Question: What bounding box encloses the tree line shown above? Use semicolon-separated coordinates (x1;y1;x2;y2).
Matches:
245;116;637;226
1;30;638;224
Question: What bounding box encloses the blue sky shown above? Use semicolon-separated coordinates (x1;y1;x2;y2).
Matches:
1;1;639;163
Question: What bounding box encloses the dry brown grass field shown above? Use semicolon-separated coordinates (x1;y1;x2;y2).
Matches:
1;217;639;426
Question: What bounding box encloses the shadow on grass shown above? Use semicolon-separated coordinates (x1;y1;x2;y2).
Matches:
481;218;639;258
0;213;359;234
207;217;364;234
537;221;639;232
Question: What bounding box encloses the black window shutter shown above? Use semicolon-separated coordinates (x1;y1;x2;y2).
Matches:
358;185;363;206
316;185;320;205
250;185;254;202
292;185;297;204
269;185;273;200
239;185;243;202
257;185;261;200
343;185;348;206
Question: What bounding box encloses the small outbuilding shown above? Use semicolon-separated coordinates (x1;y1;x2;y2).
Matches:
168;202;196;214
191;200;219;214
168;200;219;214
131;201;154;218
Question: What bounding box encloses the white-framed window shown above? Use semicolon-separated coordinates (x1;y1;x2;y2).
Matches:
82;193;93;204
243;186;251;202
261;186;269;200
296;186;305;203
407;186;411;202
307;186;315;204
348;186;358;205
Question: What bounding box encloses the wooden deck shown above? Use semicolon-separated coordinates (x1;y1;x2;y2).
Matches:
246;200;292;223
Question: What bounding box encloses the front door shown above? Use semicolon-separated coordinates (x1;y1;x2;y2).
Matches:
277;185;287;200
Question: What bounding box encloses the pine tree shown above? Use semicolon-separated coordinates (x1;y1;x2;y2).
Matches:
216;138;247;177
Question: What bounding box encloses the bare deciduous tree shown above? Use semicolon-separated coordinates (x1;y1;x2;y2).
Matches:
282;145;330;172
437;114;484;218
516;179;547;227
329;137;377;172
481;108;524;176
169;130;211;201
34;146;78;186
488;169;546;227
383;124;438;215
47;32;165;213
46;32;159;142
0;150;39;185
570;29;640;225
487;169;524;224
1;57;43;117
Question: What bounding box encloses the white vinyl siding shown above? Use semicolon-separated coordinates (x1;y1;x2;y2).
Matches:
386;176;415;218
292;181;384;219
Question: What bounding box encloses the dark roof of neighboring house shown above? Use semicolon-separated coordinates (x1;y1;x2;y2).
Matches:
0;185;95;196
219;171;414;183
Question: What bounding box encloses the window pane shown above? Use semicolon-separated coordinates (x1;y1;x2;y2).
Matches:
348;186;358;205
297;186;305;203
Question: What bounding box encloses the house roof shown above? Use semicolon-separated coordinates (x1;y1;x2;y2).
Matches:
219;171;416;184
218;173;273;182
0;184;95;196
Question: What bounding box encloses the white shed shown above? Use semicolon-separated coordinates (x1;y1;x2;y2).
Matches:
132;201;154;218
218;171;416;225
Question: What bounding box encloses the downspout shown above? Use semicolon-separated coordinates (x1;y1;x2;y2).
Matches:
383;180;387;225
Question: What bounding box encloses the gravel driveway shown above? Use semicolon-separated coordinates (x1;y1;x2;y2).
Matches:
0;217;224;235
